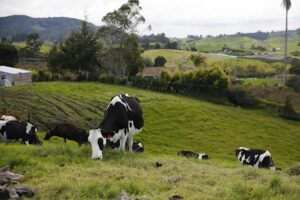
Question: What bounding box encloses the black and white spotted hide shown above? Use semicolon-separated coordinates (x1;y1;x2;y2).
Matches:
235;147;278;170
0;120;41;145
177;150;208;160
98;94;144;153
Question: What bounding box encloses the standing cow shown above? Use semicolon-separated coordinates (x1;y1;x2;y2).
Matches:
0;120;41;145
89;94;144;159
235;147;279;170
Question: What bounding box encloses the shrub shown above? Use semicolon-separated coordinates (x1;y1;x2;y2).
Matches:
159;69;171;82
279;96;299;120
286;75;300;92
181;70;194;84
171;69;181;83
115;77;128;85
285;163;300;176
154;56;167;67
227;86;259;108
99;74;115;84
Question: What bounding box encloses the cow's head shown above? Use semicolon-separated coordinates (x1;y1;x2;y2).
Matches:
44;129;54;140
235;147;248;158
88;129;106;159
26;123;41;145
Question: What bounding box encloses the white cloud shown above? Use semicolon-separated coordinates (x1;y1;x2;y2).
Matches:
0;0;299;37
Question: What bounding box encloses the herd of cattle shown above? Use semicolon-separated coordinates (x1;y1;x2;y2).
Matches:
0;93;280;170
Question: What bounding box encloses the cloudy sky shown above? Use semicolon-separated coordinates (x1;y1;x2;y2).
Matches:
0;0;299;37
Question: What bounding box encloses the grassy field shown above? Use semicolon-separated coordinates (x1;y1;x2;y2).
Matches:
179;35;300;56
0;82;300;199
142;49;231;68
142;49;284;76
13;42;52;54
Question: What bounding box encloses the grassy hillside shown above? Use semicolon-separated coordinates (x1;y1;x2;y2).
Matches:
0;82;300;199
142;49;230;67
13;41;52;54
180;35;300;55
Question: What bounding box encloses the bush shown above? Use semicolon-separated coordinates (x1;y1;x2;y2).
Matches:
285;163;300;176
286;75;300;92
279;96;299;120
99;74;115;84
154;56;167;67
159;69;171;82
115;77;127;85
32;70;60;82
227;86;259;108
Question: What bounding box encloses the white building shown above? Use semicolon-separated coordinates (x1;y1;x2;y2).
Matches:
0;65;32;86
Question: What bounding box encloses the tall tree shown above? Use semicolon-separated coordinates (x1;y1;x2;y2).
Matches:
282;0;291;85
25;33;42;56
102;0;146;77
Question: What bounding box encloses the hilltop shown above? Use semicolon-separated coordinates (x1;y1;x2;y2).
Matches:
0;15;97;41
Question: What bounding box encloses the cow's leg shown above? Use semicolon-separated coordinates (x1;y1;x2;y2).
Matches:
127;135;134;152
119;133;128;152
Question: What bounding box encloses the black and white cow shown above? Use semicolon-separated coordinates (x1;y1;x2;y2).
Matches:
44;123;88;146
235;147;279;170
177;150;208;160
89;94;144;159
0;120;41;145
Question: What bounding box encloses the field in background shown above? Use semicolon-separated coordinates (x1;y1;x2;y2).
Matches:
13;41;52;54
0;82;300;199
179;35;300;55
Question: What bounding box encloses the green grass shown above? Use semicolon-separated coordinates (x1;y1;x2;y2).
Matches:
0;82;300;199
179;35;300;56
142;49;230;68
241;78;281;87
13;42;53;54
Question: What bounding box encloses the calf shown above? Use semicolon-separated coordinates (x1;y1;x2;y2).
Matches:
235;147;279;170
0;120;40;145
44;123;88;146
177;150;208;160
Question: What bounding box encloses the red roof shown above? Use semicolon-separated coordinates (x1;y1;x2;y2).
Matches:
142;67;164;77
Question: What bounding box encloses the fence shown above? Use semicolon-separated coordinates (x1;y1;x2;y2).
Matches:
19;57;46;65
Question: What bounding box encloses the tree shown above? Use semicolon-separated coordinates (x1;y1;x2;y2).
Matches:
102;0;146;77
47;21;100;76
0;44;18;67
155;43;161;49
123;34;144;77
154;56;167;67
165;41;178;49
190;54;206;67
25;33;42;56
282;0;291;85
289;58;300;75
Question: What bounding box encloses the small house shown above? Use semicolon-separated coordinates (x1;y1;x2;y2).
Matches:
0;65;32;86
141;67;164;78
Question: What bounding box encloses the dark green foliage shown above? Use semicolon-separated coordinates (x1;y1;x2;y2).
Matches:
279;96;299;120
123;34;144;76
99;74;115;84
287;75;300;92
190;46;197;51
290;51;300;56
139;33;170;44
190;54;206;67
159;69;172;82
0;44;18;66
32;71;60;82
143;58;154;67
47;21;100;76
227;86;259;108
154;56;167;67
289;58;300;75
251;44;267;51
154;43;161;49
164;41;178;49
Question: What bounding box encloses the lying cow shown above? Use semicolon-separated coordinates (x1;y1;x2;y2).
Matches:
90;94;144;159
106;139;144;152
44;123;88;146
0;115;17;121
177;150;208;160
0;120;41;145
88;128;144;159
235;147;279;170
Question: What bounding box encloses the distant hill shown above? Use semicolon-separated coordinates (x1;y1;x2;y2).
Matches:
0;15;98;42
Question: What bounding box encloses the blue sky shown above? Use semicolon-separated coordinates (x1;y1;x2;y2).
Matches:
0;0;299;37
